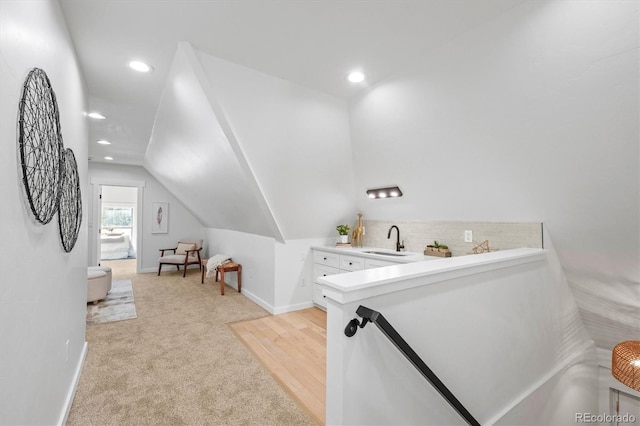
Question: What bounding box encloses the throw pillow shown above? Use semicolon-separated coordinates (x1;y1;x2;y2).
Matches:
175;242;196;255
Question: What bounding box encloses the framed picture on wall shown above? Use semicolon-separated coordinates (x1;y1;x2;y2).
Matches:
152;202;168;234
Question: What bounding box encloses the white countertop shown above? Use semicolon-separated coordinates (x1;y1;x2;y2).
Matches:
317;247;546;304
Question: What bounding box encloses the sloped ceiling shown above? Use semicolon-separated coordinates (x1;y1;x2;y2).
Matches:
58;0;526;166
144;44;283;240
145;43;356;241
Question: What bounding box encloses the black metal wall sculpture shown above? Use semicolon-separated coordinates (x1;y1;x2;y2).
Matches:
17;67;82;252
58;148;82;252
17;68;64;225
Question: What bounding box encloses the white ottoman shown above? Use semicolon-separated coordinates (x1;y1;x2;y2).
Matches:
89;265;112;292
87;269;109;304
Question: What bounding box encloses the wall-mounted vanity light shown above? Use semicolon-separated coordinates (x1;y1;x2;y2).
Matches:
366;186;403;199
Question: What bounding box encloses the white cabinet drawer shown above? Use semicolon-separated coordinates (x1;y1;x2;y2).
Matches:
314;264;340;280
364;258;398;269
313;250;339;268
313;284;327;309
340;255;365;272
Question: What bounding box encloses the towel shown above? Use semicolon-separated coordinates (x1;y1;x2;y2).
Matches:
206;254;231;278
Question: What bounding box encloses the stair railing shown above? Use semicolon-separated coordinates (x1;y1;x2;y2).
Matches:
345;305;480;426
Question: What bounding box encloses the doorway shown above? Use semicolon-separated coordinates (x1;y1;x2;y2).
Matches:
99;186;138;265
89;178;145;273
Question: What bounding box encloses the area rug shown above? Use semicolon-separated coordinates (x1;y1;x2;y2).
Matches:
86;279;137;325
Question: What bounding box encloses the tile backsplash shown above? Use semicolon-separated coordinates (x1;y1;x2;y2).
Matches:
355;220;543;257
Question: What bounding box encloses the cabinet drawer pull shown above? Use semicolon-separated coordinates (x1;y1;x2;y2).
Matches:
323;257;327;260
349;262;353;265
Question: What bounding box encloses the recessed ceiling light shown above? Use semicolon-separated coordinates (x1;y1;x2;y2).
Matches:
87;112;106;119
129;60;153;73
347;71;365;83
96;139;111;145
104;156;114;161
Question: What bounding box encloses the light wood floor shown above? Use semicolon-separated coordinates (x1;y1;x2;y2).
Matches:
100;258;137;276
229;307;327;425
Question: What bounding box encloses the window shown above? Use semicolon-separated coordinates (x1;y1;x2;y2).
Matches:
102;207;133;237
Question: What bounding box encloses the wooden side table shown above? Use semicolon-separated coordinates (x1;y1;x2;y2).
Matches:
201;259;242;296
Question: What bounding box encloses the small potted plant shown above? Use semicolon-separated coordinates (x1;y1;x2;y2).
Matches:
336;224;351;244
424;240;452;257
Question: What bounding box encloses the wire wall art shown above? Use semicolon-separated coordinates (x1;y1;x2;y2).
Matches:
58;149;83;253
17;67;82;252
18;67;64;225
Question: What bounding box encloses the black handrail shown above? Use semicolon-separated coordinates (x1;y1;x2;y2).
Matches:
345;305;480;426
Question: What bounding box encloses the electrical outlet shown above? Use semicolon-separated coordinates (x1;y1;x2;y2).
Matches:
299;278;306;287
464;230;473;243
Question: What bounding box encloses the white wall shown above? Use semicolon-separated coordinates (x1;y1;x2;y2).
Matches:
274;238;333;314
203;229;335;314
204;228;276;311
325;247;597;425
0;1;88;424
88;163;205;272
348;0;639;349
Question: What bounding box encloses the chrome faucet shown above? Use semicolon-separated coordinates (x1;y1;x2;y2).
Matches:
387;225;404;252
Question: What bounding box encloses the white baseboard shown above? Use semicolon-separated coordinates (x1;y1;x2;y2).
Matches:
273;300;315;315
58;341;88;426
241;290;315;315
241;289;275;314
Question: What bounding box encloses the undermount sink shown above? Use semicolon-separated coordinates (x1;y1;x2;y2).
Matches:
363;250;409;257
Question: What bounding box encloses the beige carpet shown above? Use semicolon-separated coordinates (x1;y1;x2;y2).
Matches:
68;264;313;425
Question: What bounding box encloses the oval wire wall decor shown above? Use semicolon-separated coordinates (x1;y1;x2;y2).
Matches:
17;68;64;225
58;148;82;253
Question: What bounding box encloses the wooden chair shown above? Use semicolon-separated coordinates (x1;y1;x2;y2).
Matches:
158;239;203;277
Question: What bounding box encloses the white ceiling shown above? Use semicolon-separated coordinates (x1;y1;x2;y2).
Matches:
58;0;524;166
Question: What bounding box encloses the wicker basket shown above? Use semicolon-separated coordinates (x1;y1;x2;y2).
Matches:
612;340;640;391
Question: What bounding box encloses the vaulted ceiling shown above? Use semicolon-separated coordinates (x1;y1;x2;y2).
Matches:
58;0;524;165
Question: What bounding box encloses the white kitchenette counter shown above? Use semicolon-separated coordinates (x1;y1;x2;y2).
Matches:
310;245;441;308
317;247;545;304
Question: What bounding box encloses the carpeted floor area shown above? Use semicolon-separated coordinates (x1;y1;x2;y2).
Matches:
86;279;137;325
68;265;314;425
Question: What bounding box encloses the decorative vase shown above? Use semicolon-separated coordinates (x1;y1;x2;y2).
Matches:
339;235;348;244
353;213;364;247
